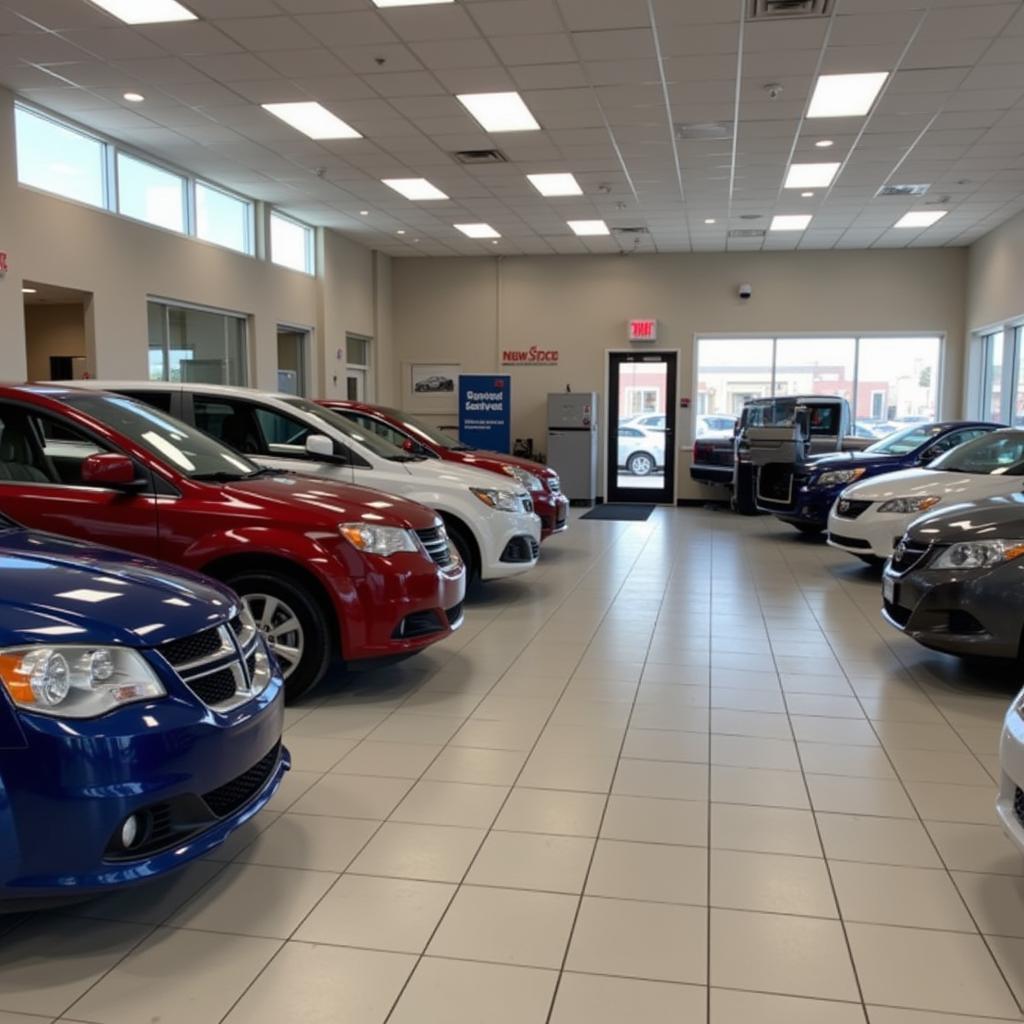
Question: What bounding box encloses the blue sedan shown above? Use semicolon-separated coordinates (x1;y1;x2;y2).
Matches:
755;421;1001;533
0;515;288;908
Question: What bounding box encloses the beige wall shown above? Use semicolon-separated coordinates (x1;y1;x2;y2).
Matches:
0;89;387;395
392;249;968;499
967;206;1024;332
24;303;87;381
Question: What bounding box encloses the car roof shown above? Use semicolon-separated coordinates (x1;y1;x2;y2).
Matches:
52;380;300;404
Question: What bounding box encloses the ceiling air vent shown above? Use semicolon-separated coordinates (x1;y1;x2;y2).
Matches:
613;226;649;235
675;121;733;141
728;229;767;238
452;149;508;165
876;183;930;197
750;0;832;16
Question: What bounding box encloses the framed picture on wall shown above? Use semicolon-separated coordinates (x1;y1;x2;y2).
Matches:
407;362;460;412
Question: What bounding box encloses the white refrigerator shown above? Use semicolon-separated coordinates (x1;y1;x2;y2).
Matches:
547;392;598;505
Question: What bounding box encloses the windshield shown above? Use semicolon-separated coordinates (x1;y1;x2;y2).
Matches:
745;398;838;437
60;392;261;481
383;407;470;450
281;397;415;460
865;423;944;456
928;431;1024;475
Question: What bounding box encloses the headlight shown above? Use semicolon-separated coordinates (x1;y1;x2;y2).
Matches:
932;540;1024;570
0;646;165;718
502;465;542;491
877;496;941;514
338;523;419;556
817;468;866;486
471;487;523;512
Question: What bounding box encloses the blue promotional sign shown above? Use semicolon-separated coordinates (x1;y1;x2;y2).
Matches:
459;374;511;453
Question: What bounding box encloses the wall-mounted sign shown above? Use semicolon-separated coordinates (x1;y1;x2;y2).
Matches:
0;252;8;275
628;318;658;342
459;375;511;453
501;346;559;366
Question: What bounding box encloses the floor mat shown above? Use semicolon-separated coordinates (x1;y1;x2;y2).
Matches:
580;504;655;522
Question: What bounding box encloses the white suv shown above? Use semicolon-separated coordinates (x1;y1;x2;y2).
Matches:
73;382;542;582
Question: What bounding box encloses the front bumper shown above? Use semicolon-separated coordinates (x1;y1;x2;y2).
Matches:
0;670;287;903
690;464;733;487
763;485;838;527
827;507;912;559
478;509;543;580
881;563;1021;659
535;491;570;539
997;706;1024;854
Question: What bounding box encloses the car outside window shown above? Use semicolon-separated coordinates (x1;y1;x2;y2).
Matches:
929;432;1024;475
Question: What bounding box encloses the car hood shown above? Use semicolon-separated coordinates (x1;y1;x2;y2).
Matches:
399;457;531;497
0;527;236;649
841;467;1024;503
222;473;440;531
907;493;1024;543
807;451;908;472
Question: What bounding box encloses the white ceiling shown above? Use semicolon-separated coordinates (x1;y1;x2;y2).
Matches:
2;0;1024;256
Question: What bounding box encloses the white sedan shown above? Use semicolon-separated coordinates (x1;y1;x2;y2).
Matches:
827;429;1024;563
617;426;665;476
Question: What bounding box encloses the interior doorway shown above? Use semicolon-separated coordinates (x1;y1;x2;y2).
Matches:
606;350;678;504
276;326;310;396
23;282;92;382
345;333;373;401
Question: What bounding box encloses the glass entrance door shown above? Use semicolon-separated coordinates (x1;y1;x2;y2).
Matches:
607;351;677;504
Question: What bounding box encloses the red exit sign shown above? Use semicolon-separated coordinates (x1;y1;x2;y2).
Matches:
628;318;657;341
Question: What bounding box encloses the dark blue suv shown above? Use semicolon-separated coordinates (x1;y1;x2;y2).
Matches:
0;515;288;908
756;421;1001;533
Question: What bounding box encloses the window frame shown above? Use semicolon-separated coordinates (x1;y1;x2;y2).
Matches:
147;297;251;388
270;210;316;275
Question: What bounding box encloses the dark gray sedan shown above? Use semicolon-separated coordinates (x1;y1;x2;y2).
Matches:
882;494;1024;659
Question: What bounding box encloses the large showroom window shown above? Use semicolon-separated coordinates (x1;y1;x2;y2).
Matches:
14;105;106;209
117;153;187;234
976;325;1024;424
270;212;315;274
148;300;248;386
696;335;942;431
196;182;253;255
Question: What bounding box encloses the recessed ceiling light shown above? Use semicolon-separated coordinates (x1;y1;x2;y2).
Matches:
455;223;501;239
87;0;196;23
372;0;454;5
491;240;499;245
801;191;815;198
527;172;582;197
785;163;840;189
704;218;716;224
382;178;448;201
770;214;812;232
359;210;369;216
397;229;406;235
262;102;361;140
21;287;37;294
567;220;610;236
815;139;834;148
808;72;888;118
123;92;145;103
457;92;540;133
895;210;947;228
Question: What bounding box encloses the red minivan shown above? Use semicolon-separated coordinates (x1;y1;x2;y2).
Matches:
0;386;465;701
320;399;569;538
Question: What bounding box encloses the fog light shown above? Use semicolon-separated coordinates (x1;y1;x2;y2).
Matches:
121;815;140;850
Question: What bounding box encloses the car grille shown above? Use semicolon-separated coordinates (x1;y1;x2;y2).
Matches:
891;541;932;575
835;498;872;519
392;609;445;640
883;599;911;627
1014;787;1024;829
158;615;263;712
446;601;464;627
203;743;281;818
829;532;871;550
757;464;794;505
416;525;454;568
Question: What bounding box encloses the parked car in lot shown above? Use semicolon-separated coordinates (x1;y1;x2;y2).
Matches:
623;413;667;433
617;425;665;476
758;422;998;534
0;515;287;907
317;399;569;538
695;414;736;438
882;494;1024;659
88;383;541;583
0;386;465;700
829;429;1024;564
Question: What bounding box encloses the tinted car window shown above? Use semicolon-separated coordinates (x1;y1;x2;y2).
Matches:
119;390;173;413
193;396;264;456
929;432;1024;475
282;398;419;462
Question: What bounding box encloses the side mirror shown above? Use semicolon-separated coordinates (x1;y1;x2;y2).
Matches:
80;452;139;489
305;434;334;458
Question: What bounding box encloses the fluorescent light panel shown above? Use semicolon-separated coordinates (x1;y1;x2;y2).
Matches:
372;0;454;5
785;162;840;189
895;210;947;228
528;173;582;197
770;214;812;232
88;0;196;23
455;223;501;239
382;178;448;201
807;72;888;118
457;92;540;133
262;102;361;140
568;220;610;236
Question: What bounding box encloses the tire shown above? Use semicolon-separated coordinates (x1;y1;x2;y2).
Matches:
855;554;885;569
733;463;759;515
792;522;825;536
224;570;331;703
626;452;655;476
445;519;479;584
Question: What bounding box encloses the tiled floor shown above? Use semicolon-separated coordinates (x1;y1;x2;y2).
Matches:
4;506;1024;1022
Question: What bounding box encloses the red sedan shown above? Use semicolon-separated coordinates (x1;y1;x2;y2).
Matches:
0;386;465;701
319;399;569;538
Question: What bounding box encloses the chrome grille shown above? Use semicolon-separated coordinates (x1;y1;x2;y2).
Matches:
891;540;932;575
416;525;454;568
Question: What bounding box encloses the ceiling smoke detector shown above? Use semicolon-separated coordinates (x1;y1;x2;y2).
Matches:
674;121;734;141
750;0;832;16
876;183;930;197
452;149;508;165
